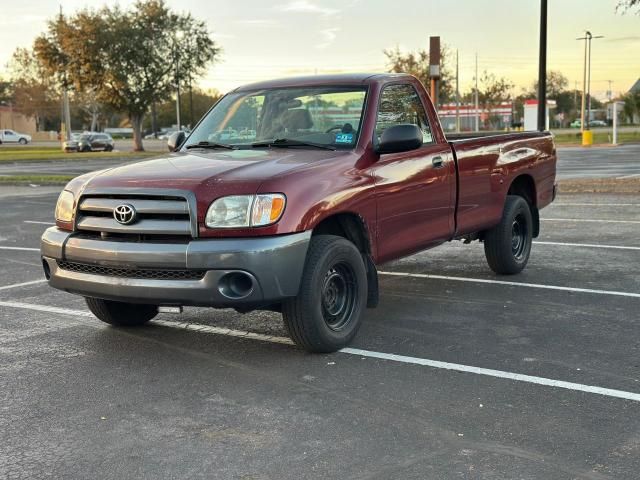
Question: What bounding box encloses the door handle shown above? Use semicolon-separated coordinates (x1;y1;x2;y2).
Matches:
432;156;445;168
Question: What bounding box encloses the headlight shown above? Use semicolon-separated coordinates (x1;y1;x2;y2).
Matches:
205;194;286;228
55;190;74;222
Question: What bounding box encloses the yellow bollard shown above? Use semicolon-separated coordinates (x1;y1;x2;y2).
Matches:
582;130;593;146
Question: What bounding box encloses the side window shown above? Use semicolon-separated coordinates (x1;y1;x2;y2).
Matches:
375;84;433;144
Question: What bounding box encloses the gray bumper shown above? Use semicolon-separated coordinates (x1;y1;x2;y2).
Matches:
41;227;311;307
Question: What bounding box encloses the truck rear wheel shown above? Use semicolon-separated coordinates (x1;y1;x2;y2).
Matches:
484;195;533;275
85;297;158;326
282;235;367;353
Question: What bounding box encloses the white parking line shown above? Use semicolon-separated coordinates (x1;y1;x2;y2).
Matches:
0;246;40;252
378;271;640;298
553;203;639;207
0;299;639;402
0;279;46;291
542;218;640;224
341;348;640;402
533;241;640;251
23;221;55;225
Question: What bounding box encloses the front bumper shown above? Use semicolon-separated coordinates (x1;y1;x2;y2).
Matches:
41;227;311;307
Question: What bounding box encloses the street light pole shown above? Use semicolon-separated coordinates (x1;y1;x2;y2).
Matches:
579;32;589;133
577;31;603;132
586;32;604;127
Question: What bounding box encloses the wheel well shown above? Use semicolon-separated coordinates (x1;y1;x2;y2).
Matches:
312;213;378;308
312;213;371;254
508;174;540;237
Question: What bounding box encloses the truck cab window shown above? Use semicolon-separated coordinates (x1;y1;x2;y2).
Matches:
375;84;433;144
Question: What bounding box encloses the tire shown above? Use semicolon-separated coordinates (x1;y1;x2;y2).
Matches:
19;138;27;145
104;145;113;152
85;297;157;327
282;235;367;353
484;195;533;275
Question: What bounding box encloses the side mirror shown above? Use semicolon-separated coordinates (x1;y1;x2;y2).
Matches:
375;124;423;154
167;131;186;152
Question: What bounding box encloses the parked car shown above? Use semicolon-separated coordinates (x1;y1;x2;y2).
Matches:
42;73;557;353
0;129;32;145
64;133;115;152
569;119;607;129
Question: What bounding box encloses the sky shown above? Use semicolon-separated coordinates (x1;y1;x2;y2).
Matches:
0;0;638;100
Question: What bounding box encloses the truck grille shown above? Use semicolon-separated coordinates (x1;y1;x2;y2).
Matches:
75;195;193;239
57;261;206;281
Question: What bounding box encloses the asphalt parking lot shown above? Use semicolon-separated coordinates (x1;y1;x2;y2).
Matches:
1;189;640;479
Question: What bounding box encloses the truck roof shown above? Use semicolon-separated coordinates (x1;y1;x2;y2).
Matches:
233;73;416;92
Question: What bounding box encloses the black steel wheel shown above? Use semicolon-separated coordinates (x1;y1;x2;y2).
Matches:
282;235;367;353
484;195;533;275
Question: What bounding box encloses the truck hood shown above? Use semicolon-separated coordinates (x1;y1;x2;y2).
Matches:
82;149;350;193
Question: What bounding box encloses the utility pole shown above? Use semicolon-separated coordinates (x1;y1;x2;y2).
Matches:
175;55;181;131
455;49;460;133
537;0;548;131
474;53;479;132
59;5;72;142
174;31;184;131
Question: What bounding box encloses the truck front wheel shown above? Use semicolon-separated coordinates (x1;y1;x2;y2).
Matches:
85;297;158;326
484;195;533;275
282;235;367;353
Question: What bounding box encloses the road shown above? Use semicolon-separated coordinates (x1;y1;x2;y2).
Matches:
1;189;640;478
1;144;639;180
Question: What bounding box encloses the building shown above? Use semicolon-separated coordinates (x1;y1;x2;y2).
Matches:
438;103;514;132
0;105;37;135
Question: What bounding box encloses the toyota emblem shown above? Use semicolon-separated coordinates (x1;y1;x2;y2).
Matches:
113;204;137;225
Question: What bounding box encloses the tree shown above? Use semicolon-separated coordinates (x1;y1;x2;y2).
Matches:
383;46;454;104
618;0;640;12
34;0;220;150
460;71;514;129
7;48;60;131
145;88;221;131
526;70;577;125
622;91;640;123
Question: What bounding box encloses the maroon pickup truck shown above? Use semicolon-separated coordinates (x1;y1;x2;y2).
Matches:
41;73;557;352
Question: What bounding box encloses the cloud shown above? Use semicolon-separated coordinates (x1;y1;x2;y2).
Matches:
316;27;340;49
278;1;338;16
234;19;278;27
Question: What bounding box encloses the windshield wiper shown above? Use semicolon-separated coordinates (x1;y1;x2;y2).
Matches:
250;138;336;151
185;141;237;150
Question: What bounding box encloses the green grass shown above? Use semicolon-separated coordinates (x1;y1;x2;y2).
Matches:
0;147;160;162
0;174;76;185
553;131;640;145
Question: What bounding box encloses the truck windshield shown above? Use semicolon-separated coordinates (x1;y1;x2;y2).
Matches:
184;86;367;150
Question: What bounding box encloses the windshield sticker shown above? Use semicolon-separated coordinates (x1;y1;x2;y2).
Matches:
335;133;353;144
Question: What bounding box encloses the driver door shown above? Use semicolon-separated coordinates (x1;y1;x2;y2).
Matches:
373;83;455;263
